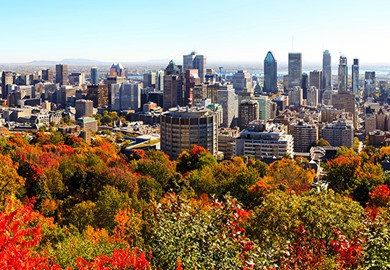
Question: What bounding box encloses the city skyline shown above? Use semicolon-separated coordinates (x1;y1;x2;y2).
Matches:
2;0;390;64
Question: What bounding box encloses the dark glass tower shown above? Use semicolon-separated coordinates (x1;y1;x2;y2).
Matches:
263;51;278;93
288;53;302;89
322;50;332;90
338;56;348;91
352;59;359;91
91;67;99;85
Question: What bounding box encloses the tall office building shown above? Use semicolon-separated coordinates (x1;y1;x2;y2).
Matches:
301;73;309;99
309;70;322;91
75;99;94;119
143;72;157;88
56;64;68;86
91;67;99;85
217;84;238;128
160;106;218;160
307;86;319;107
263;51;278;93
120;82;142;111
288;53;302;89
338;56;348;91
1;71;15;99
238;100;259;130
163;60;183;110
86;84;108;108
183;51;206;83
351;59;359;92
232;70;252;93
109;63;126;77
322;50;332;90
288;86;303;108
365;71;376;98
184;69;200;106
41;69;53;82
253;95;271;121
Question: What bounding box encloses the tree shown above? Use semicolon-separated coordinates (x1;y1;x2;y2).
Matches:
176;145;217;175
317;138;331;146
0;153;25;198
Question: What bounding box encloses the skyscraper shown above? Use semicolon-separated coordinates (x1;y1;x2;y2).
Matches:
238;100;259;130
91;67;99;85
163;60;183;110
41;69;53;82
183;52;206;83
338;56;348;91
55;64;68;86
75;99;94;119
1;71;15;99
322;50;332;90
263;51;278;93
352;59;359;92
309;70;322;90
232;70;252;93
301;73;308;99
288;53;302;89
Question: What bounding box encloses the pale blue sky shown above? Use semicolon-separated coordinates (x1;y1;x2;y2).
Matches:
2;0;390;64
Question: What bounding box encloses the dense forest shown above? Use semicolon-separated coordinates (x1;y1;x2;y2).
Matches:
0;132;389;269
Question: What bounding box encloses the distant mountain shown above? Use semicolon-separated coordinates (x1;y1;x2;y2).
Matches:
26;58;109;65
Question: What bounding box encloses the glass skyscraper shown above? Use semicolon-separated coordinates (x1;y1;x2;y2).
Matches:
352;59;359;92
263;51;278;93
288;53;302;89
338;56;348;91
91;67;99;85
322;50;332;90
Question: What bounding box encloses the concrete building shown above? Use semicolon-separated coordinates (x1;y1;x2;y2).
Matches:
163;60;183;110
42;69;53;83
321;118;354;148
217;84;238;128
309;70;322;91
235;120;294;159
76;116;98;133
290;120;318;152
160;106;218;160
238;100;259;130
120;82;142;111
232;70;252;93
55;64;68;86
307;86;318;107
75;99;93;119
183;51;206;83
86;84;108;108
253;95;271;121
218;127;240;160
288;86;303;108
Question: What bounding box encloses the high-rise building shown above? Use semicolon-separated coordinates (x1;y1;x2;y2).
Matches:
120;82;142;111
1;71;15;99
352;59;359;92
290;121;318;152
55;64;68;86
301;73;308;100
253;95;271;121
322;50;332;90
365;71;376;98
235;121;294;159
41;69;53;82
321;118;354;147
160;106;218;159
217;84;238;128
68;72;85;85
108;83;121;111
183;51;206;83
91;67;99;85
338;56;348;91
232;70;252;93
307;86;318;107
184;69;200;107
263;51;278;93
288;86;303;108
238;100;259;130
163;60;183;110
309;70;322;91
86;84;108;108
109;63;126;77
75;99;94;119
143;72;156;89
288;53;302;89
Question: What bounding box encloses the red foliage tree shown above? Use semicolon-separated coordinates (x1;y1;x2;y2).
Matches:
368;184;390;207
